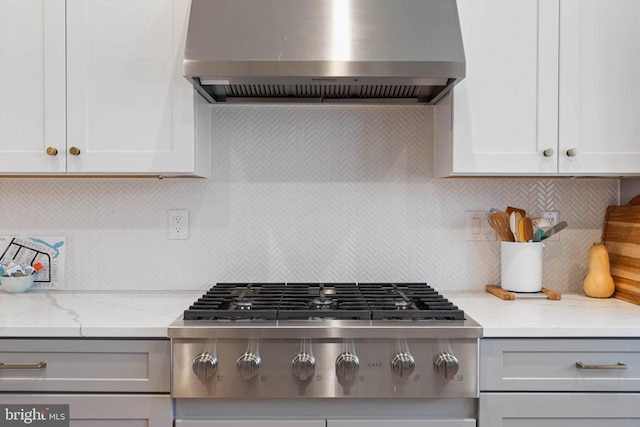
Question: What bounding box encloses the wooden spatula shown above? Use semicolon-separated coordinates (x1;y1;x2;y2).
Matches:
489;211;515;242
521;216;534;242
506;206;526;217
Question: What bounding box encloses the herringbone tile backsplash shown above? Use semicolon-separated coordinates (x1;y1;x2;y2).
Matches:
0;105;618;291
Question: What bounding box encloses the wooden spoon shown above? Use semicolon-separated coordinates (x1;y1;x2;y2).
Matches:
517;218;526;242
510;212;522;242
489;212;515;242
522;216;533;242
521;216;534;242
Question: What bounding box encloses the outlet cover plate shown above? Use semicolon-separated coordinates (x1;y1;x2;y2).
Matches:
168;209;189;240
541;211;559;241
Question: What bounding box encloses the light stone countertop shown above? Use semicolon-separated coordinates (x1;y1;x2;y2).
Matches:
0;290;638;338
445;291;640;338
0;291;202;338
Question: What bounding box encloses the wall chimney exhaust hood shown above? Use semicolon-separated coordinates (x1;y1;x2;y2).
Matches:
184;0;465;104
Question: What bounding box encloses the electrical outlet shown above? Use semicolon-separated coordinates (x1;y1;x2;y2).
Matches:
168;209;189;240
541;211;559;240
465;211;496;241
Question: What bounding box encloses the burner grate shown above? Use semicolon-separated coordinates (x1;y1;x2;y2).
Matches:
278;283;370;320
359;283;466;320
183;283;285;320
183;282;465;321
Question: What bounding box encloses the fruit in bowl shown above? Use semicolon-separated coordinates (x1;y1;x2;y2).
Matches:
0;274;35;293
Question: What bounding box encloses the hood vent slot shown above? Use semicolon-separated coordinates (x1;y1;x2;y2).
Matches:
225;84;422;99
204;83;446;104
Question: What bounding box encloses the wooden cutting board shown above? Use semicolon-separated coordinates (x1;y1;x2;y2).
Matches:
603;202;640;305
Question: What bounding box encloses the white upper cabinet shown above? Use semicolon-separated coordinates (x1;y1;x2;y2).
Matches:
66;0;208;176
0;0;210;176
0;0;66;174
436;0;640;177
558;0;640;175
435;0;560;177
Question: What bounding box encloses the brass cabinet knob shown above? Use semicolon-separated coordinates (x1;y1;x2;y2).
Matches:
46;147;58;156
69;147;81;156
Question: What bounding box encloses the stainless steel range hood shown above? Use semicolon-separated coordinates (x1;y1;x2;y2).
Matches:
184;0;465;104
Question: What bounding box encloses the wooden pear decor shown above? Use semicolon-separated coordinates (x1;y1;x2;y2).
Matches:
583;243;615;298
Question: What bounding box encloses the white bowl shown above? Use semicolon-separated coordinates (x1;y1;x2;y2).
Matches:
0;275;35;293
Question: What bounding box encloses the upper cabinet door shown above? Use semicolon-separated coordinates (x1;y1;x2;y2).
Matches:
559;0;640;175
66;0;199;175
0;0;65;174
443;0;560;176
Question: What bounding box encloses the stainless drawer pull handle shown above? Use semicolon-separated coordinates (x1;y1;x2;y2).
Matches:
0;361;47;370
576;361;627;370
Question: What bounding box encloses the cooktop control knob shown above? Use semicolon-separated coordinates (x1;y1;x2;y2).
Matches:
292;353;316;381
192;353;217;380
237;352;261;380
335;352;359;381
391;352;416;379
433;352;459;380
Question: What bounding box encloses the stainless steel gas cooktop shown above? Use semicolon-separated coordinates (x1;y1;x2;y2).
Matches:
169;282;482;399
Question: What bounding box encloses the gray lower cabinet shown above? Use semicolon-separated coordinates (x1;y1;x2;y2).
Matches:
479;338;640;426
0;338;171;426
175;422;325;427
328;421;475;426
0;394;171;427
176;420;475;426
481;393;640;426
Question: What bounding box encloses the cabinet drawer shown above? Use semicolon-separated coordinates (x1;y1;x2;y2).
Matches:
481;338;640;391
480;392;640;425
0;339;169;392
0;394;171;427
329;421;475;426
176;422;324;427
